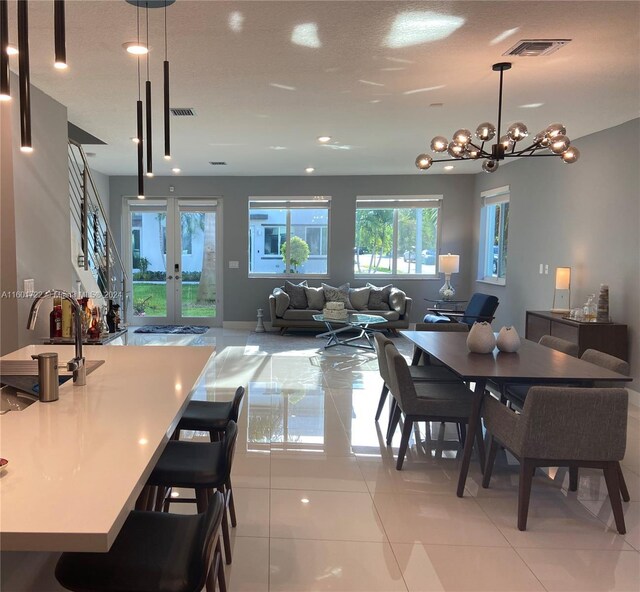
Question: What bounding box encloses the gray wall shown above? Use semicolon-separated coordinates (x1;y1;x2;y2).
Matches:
90;167;110;220
1;77;73;349
472;118;639;386
109;174;476;323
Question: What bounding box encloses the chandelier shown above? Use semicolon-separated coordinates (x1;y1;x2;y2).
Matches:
415;62;580;174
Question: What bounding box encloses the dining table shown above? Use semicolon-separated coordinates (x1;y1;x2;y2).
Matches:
400;331;633;497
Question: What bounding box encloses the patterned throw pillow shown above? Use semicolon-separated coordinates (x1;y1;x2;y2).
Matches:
304;286;325;310
321;283;352;309
366;283;392;311
284;280;309;309
349;286;371;311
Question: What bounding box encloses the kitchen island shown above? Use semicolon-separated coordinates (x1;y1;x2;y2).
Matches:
0;344;214;553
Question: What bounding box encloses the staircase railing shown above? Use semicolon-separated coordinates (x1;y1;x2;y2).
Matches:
68;139;128;322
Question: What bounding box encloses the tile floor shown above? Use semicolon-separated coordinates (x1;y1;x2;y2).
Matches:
122;327;640;592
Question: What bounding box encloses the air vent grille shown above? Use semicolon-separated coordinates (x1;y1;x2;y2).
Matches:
504;39;571;57
170;107;197;117
209;161;227;166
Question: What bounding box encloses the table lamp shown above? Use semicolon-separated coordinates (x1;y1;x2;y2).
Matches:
438;253;459;300
552;266;571;313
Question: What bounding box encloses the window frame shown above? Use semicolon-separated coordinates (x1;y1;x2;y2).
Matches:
248;196;331;278
478;185;510;286
354;195;443;279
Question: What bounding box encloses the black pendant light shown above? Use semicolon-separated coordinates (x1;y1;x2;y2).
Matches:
135;4;144;199
145;3;153;177
163;0;170;160
0;0;10;101
17;0;32;152
54;0;67;70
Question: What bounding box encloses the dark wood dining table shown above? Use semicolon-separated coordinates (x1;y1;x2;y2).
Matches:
400;330;633;497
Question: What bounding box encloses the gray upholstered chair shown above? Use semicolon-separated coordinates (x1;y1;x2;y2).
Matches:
581;349;630;377
482;386;629;533
538;335;579;357
373;333;461;421
384;344;476;470
410;322;469;366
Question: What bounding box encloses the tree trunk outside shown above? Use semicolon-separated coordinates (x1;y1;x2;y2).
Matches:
196;213;216;303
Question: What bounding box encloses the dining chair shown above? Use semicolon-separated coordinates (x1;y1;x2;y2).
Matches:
175;386;245;442
384;344;476;470
423;292;499;327
148;421;238;565
373;333;461;421
482;386;628;533
55;491;226;592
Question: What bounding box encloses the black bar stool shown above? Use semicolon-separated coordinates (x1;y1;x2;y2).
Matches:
175;386;245;441
149;421;238;565
55;491;226;592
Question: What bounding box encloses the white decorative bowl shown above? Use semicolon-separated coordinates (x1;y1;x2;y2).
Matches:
496;326;521;353
466;322;496;354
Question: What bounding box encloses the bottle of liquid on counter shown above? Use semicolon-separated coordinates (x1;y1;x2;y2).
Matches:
61;299;73;338
49;297;63;338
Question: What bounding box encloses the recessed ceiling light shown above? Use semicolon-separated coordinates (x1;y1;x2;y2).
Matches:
172;167;181;174
300;498;310;504
519;102;544;109
269;146;287;150
444;165;454;170
317;136;331;143
6;45;18;56
131;136;140;144
122;41;149;55
305;167;315;173
170;490;180;498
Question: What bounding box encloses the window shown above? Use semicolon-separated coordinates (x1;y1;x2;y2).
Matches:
479;186;509;283
249;197;330;276
354;197;441;276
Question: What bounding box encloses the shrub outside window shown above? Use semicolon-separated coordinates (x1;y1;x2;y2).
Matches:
249;197;330;276
354;197;442;277
479;186;509;283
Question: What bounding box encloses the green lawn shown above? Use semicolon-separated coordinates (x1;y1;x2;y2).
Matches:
133;282;216;318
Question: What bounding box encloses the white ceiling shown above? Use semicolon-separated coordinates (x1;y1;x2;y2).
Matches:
6;0;640;176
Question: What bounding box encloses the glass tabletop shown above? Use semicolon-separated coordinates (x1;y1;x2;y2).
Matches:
312;313;387;326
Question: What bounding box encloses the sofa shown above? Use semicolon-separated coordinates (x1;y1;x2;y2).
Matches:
268;281;412;333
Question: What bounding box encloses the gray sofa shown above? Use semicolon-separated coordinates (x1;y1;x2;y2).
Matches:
268;282;412;333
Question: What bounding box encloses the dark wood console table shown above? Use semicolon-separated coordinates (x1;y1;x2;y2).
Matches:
525;310;628;361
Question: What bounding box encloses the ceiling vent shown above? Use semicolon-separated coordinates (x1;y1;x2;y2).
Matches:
170;107;197;117
209;161;227;166
504;39;571;57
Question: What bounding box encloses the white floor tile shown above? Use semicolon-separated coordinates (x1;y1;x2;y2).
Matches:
269;538;407;591
580;500;640;551
270;489;387;542
392;543;544;591
270;455;368;492
517;547;640;591
232;487;271;538
225;536;270;592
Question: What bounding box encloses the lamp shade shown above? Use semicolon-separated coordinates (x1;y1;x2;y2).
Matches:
555;267;571;290
439;253;459;274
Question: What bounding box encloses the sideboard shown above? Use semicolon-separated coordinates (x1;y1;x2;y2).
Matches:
525;310;628;361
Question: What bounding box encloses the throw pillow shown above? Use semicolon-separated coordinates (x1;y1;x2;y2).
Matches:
367;283;392;311
284;280;308;309
322;282;352;309
388;288;407;316
349;286;371;311
304;286;325;310
272;288;290;317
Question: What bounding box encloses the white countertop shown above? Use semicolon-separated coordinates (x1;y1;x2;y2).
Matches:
0;344;214;552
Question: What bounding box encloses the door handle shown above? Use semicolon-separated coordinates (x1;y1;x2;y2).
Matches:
166;275;173;280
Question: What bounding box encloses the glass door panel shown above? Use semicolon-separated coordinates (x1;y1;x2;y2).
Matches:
177;205;217;322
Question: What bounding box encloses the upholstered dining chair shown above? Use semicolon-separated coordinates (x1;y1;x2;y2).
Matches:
373;333;461;421
482;386;629;533
384;343;476;470
423;292;499;327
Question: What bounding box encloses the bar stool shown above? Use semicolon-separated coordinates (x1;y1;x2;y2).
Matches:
175;386;245;441
149;421;238;565
55;491;226;592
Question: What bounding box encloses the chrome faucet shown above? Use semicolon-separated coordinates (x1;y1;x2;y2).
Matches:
27;290;86;386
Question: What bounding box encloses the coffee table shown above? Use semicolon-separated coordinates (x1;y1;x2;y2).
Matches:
313;313;386;351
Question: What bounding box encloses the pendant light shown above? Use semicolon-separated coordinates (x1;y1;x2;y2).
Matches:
163;0;170;160
0;0;10;101
54;0;67;69
17;0;32;152
135;4;144;199
145;3;153;178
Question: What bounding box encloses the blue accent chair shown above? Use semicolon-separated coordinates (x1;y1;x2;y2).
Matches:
423;293;499;327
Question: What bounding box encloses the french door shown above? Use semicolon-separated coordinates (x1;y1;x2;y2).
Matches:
125;197;221;326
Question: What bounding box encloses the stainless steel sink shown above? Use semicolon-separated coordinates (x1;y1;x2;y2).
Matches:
0;360;105;413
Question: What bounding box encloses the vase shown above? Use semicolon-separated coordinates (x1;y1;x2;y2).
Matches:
496;326;521;353
466;322;496;354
